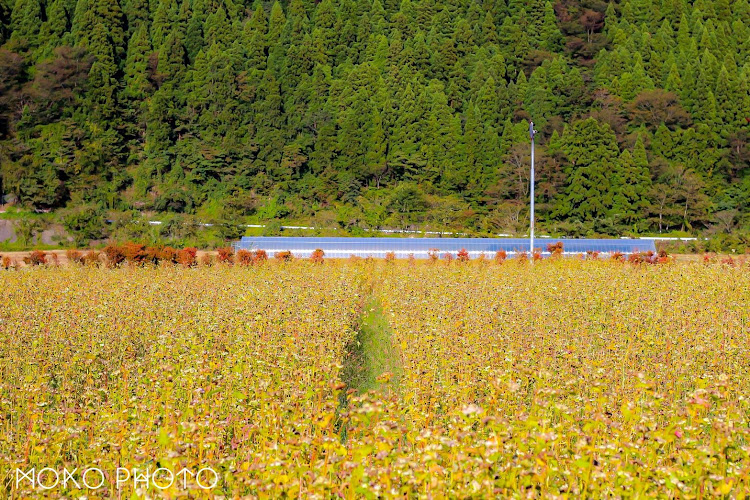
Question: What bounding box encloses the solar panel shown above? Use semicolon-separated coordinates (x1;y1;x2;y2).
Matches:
232;237;657;259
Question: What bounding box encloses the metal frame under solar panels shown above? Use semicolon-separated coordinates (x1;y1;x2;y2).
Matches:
232;237;657;259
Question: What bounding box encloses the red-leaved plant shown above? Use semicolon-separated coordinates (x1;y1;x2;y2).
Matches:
83;250;101;266
252;249;268;265
276;251;293;262
217;247;235;265
547;242;564;258
24;250;47;266
104;245;126;267
178;247;198;267
494;250;507;264
66;249;84;265
310;249;325;264
237;249;254;266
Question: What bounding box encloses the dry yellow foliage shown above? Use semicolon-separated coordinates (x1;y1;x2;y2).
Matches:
0;260;748;498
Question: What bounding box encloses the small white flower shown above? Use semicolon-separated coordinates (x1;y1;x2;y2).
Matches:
462;404;482;416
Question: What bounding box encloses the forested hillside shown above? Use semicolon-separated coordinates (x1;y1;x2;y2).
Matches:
0;0;749;241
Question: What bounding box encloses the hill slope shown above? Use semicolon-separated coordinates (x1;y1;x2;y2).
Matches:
0;0;749;238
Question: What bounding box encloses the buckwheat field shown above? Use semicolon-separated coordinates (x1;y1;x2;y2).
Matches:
1;259;749;498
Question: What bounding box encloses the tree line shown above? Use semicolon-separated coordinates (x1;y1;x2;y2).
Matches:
0;0;749;243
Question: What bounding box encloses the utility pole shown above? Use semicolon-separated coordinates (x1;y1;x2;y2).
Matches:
529;121;536;259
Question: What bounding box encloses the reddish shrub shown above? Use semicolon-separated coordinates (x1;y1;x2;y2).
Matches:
24;250;47;266
348;254;361;263
586;250;600;261
494;250;507;264
407;253;416;265
516;251;528;262
235;248;265;266
1;256;11;270
457;248;470;262
627;252;642;264
158;246;179;264
384;251;396;263
237;249;254;266
442;252;454;264
628;251;657;265
83;250;101;266
310;248;325;264
103;245;126;267
217;247;235;265
50;253;59;266
428;249;439;263
276;250;293;262
178;247;198;267
533;251;543;261
611;251;625;262
252;249;268;265
547;242;564;258
138;246;157;265
66;249;84;265
200;254;214;266
121;242;147;264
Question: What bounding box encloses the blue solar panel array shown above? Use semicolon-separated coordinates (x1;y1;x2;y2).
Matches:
233;237;657;259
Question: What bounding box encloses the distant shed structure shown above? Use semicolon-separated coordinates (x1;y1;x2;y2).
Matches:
232;237;657;259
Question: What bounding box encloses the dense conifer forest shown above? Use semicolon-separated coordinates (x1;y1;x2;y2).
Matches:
0;0;749;244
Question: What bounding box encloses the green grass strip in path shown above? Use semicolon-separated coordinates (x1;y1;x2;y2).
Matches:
341;296;403;397
337;296;404;439
350;296;403;396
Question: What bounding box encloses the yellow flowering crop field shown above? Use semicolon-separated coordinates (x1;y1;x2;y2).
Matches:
1;260;749;498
